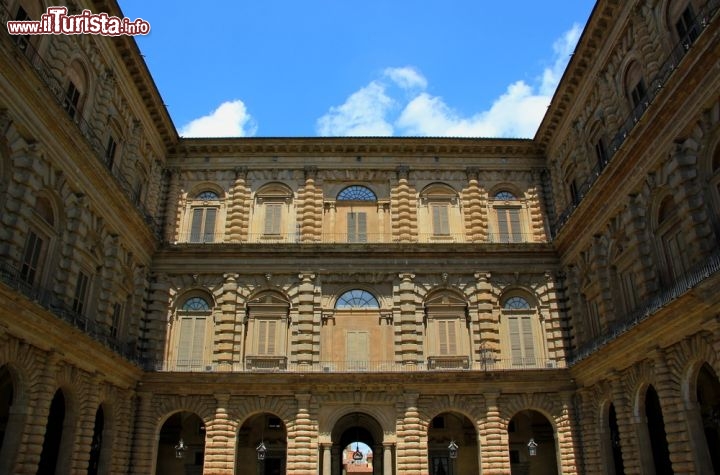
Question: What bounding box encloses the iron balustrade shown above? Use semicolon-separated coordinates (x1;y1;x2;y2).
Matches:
171;232;542;245
145;357;567;373
570;249;720;364
0;259;141;363
0;3;161;237
552;0;720;236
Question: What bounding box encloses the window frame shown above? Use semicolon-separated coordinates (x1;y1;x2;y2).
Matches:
183;188;225;243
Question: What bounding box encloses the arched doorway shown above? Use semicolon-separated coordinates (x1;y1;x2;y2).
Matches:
329;412;386;475
156;411;205;475
87;405;104;475
427;412;478;475
644;385;672;475
696;363;720;473
508;410;558;475
0;366;13;455
607;403;625;475
236;413;287;475
37;389;68;475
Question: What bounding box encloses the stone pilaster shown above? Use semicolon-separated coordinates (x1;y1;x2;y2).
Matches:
287;393;317;475
610;374;640;475
128;391;155;474
557;392;580;474
528;169;550;241
70;374;102;473
575;388;601;474
143;273;172;364
479;392;509;474
396;393;425;474
395;273;421;364
225;167;250;242
216;273;240;367
294;273;317;366
391;166;417;243
14;351;60;474
298;166;322;243
163;168;181;242
463;167;487;242
474;272;498;364
203;393;236;475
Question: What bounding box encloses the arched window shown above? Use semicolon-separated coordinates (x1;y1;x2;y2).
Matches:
172;294;213;370
336;290;380;309
20;194;58;287
337;186;377;201
668;1;701;47
625;61;647;114
500;292;541;367
490;189;527;243
183;187;224;243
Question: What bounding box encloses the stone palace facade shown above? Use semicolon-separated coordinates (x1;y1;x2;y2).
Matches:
0;0;719;473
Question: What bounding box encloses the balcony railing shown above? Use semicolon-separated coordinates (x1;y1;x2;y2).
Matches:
0;3;160;237
172;232;541;245
0;259;140;364
570;249;720;364
552;0;720;236
146;357;567;373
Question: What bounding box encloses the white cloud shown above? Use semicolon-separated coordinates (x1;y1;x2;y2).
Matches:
180;100;257;137
316;81;395;136
383;66;428;91
316;25;582;138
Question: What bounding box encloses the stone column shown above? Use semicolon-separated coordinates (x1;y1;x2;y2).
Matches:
396;273;420;365
556;392;580;474
203;393;236;474
294;273;317;367
216;273;240;369
321;443;332;475
225;167;249;242
463;167;487;242
383;442;394;475
331;445;341;474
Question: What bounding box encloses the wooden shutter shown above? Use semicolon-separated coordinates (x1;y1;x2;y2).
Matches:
190;208;204;242
509;316;522;365
357;212;367;242
347;212;356;242
437;320;458;355
203;208;217;242
264;204;282;235
346;331;369;368
508;208;521;242
257;320;277;355
432;204;450;235
520;317;535;365
177;316;206;367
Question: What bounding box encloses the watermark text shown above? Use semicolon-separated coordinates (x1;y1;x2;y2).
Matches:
7;7;150;36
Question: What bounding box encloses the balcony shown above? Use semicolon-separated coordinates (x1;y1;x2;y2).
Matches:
0;260;140;364
146;357;567;373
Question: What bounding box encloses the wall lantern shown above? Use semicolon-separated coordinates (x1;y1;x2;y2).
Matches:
448;440;459;459
527;438;538;457
174;438;186;459
256;441;267;461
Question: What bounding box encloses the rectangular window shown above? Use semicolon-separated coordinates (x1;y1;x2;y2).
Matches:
63;81;80;119
347;212;367;243
496;207;522;242
72;271;90;315
595;138;608;166
508;315;535;367
437;320;458;355
263;203;282;235
620;270;636;313
431;204;450;235
662;229;688;280
177;316;206;368
190;207;217;243
105;136;117;169
585;298;601;339
569;179;580;205
20;231;44;285
257;319;277;355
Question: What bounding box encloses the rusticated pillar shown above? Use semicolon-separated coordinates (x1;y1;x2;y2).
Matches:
203;393;236;474
287;393;317;475
396;393;426;474
128;391;156;474
479;391;510;474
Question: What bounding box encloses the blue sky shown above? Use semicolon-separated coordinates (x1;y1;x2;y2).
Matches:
117;1;595;138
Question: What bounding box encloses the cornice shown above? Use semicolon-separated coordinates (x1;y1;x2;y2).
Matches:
169;137;544;158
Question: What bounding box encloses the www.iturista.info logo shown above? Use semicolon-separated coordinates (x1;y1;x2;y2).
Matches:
7;6;150;36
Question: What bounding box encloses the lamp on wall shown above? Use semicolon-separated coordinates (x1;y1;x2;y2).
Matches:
448;440;459;459
174;438;186;459
256;441;267;461
527;438;538;457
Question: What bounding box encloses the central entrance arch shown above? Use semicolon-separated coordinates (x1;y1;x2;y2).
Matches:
329;412;387;475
